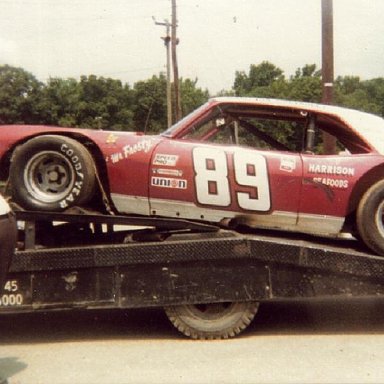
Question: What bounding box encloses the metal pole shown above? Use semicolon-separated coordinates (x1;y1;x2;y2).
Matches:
321;0;336;154
154;18;173;127
172;0;182;121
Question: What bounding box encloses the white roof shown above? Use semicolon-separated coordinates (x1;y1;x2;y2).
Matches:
210;96;372;118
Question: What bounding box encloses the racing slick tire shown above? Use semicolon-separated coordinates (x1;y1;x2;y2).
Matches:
9;135;96;211
357;179;384;256
164;301;259;340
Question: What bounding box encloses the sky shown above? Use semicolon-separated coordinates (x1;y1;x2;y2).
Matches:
0;0;383;94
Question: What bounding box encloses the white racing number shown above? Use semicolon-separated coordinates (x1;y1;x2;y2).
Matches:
192;147;271;211
193;147;230;206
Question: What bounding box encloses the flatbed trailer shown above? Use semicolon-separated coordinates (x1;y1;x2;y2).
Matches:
1;210;384;339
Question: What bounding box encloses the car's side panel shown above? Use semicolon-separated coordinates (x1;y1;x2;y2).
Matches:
300;154;384;215
298;154;384;234
99;134;163;215
148;140;303;229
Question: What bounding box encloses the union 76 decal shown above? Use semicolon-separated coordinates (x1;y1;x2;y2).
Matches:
192;147;271;211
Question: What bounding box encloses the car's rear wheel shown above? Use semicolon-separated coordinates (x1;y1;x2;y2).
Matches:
9;135;96;211
164;301;259;339
356;179;384;255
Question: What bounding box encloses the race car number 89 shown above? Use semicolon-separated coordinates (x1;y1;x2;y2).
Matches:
192;147;270;211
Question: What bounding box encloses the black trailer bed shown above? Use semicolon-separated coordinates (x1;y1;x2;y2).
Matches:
1;210;384;315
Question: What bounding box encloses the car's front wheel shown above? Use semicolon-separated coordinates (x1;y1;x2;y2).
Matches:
9;135;96;211
357;179;384;255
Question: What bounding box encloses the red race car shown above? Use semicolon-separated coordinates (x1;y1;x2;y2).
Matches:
2;97;384;254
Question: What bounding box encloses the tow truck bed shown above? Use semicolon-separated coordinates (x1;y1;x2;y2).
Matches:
1;211;383;338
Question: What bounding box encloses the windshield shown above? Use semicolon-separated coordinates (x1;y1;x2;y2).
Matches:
161;102;211;137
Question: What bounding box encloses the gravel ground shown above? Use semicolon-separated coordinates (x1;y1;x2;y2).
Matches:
0;298;384;384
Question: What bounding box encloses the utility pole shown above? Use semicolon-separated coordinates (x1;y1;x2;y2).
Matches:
154;18;172;128
171;0;182;121
321;0;336;154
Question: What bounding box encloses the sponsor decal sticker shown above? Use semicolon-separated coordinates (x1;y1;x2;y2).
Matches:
153;154;179;166
151;177;187;189
152;168;183;177
107;139;154;164
313;177;349;189
280;157;296;172
308;163;354;190
308;163;355;176
123;139;153;157
106;133;118;144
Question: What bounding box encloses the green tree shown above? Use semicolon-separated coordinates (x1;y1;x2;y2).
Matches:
334;76;384;116
180;77;209;116
287;64;322;102
39;77;81;126
40;75;135;130
132;74;168;133
233;61;284;96
132;74;209;134
77;75;134;130
0;64;43;124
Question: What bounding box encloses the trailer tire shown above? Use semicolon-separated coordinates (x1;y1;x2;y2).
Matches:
357;179;384;255
10;135;96;211
164;301;259;340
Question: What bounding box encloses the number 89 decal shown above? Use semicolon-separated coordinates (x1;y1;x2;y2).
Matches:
192;147;271;211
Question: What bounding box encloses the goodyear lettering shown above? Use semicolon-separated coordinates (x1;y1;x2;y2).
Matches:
60;144;84;179
59;181;83;208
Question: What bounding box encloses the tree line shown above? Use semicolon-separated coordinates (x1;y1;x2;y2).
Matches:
1;62;383;134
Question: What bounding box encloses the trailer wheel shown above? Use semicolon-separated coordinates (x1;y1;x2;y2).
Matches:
357;179;384;255
164;301;259;340
10;135;96;211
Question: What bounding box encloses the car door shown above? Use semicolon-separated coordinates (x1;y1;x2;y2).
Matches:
148;139;303;230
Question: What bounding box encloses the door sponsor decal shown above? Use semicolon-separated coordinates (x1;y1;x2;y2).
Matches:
153;154;179;166
153;168;183;177
308;163;355;176
280;157;296;172
308;163;355;190
312;177;349;189
152;177;187;189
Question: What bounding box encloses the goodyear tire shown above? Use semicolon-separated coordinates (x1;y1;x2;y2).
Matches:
357;179;384;256
164;301;259;340
9;135;96;211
